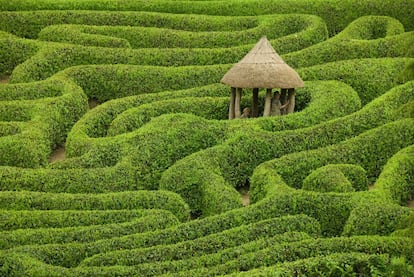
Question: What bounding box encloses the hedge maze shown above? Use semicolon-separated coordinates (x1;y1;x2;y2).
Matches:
0;0;413;275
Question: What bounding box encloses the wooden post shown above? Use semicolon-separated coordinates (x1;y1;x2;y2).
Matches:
252;88;259;118
263;88;272;117
235;87;242;118
280;88;288;115
229;87;236;119
287;88;295;114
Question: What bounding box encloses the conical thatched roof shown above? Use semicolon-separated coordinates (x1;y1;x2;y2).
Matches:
221;37;304;89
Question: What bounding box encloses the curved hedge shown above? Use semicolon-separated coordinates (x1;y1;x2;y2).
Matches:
375;145;414;205
0;190;190;222
302;164;368;193
1;0;413;35
232;253;414;277
0;2;413;275
160;80;414;218
0;209;158;231
0;77;87;167
8;25;412;84
171;236;413;276
0;210;178;250
80;215;320;267
37;14;326;49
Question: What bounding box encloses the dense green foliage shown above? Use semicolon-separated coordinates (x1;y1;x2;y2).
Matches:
0;0;413;275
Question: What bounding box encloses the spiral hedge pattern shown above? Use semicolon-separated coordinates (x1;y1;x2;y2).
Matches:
0;0;413;275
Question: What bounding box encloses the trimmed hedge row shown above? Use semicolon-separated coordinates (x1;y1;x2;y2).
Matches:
0;113;227;192
8;25;412;85
160;80;414;218
297;57;412;105
0;210;178;250
302;164;369;193
0;209;161;231
107;80;358;136
169;236;414;276
335;15;404;40
375;145;414;205
37;14;326;49
342;201;412;236
231;253;414;277
80;215;320;267
0;77;88;167
1;0;413;35
7;214;319;268
0;31;39;76
246;118;414;236
0;190;190;222
0;11;259;39
65;84;228;156
68;232;312;276
107;97;237;136
252;118;414;193
253;80;361;132
57;64;229;102
65;57;404;158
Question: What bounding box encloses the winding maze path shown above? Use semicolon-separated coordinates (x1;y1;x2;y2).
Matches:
0;0;414;275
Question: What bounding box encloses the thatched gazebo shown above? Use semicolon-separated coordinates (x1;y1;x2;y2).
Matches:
221;37;304;119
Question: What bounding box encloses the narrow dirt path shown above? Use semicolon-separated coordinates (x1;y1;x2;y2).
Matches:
0;75;10;84
49;145;66;163
241;192;250;206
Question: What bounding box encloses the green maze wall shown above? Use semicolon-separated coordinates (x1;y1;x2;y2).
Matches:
0;0;413;275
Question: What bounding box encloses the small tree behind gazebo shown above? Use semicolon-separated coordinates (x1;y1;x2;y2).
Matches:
221;37;304;119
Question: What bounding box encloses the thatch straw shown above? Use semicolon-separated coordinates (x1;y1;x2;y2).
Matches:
221;37;304;89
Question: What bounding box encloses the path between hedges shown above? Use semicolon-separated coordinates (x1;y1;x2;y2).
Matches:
48;98;100;163
0;75;10;84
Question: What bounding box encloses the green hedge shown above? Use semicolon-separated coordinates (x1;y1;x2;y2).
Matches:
164;236;414;276
0;190;190;222
232;253;414;277
342;201;412;236
253;80;361;132
9;30;412;85
65;84;228;156
107;97;232;136
1;0;413;35
57;64;229;101
80;215;320;267
0;113;227;192
246;118;414;236
6;210;320;269
71;232;312;276
297;58;412;105
36;14;326;49
335;15;404;40
160;80;414;218
302;164;368;193
375;145;414;205
0;77;88;167
0;209;158;231
0;31;38;75
252;118;414;192
0;11;258;39
0;210;178;250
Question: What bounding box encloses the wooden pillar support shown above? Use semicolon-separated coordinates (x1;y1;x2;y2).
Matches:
235;88;242;118
252;88;259;118
263;88;272;117
280;88;288;115
287;88;295;114
229;87;236;119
